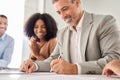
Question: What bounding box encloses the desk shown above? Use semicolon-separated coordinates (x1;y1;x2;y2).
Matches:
0;69;119;80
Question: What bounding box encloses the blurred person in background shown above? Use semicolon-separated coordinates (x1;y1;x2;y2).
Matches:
0;14;14;68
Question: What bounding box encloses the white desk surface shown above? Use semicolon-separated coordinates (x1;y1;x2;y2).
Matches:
0;69;119;80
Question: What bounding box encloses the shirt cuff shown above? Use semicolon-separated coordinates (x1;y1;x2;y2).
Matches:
75;63;82;74
33;62;38;71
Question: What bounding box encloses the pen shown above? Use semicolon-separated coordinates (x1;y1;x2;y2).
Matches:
57;54;61;59
50;54;62;72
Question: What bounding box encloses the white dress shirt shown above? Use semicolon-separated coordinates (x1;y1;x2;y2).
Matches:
70;13;84;74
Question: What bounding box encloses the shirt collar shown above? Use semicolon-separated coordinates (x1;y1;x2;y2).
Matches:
0;33;6;40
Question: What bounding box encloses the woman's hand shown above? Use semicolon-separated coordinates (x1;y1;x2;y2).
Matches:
30;37;40;56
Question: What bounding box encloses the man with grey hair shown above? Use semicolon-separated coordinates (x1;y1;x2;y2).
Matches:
20;0;120;75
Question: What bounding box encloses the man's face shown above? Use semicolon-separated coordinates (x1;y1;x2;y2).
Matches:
0;17;8;37
54;0;81;27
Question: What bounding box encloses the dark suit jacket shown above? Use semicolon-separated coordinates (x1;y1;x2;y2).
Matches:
35;11;120;74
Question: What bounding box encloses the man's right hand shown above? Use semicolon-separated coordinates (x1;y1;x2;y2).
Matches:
19;59;36;73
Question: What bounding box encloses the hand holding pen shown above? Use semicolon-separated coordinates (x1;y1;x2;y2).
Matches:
50;54;78;74
50;54;62;72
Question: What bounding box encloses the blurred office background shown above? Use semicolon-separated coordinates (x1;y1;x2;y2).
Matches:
0;0;120;68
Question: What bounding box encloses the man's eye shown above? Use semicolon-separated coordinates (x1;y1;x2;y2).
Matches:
63;7;67;11
57;11;60;14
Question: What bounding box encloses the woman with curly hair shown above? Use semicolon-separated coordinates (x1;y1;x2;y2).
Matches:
24;13;58;61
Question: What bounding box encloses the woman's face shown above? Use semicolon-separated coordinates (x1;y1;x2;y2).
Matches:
34;19;47;40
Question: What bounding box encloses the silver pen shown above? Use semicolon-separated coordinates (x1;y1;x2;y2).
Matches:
50;54;62;72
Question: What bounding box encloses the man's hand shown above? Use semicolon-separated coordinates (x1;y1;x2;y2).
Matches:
50;59;78;74
102;60;120;77
19;59;36;73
